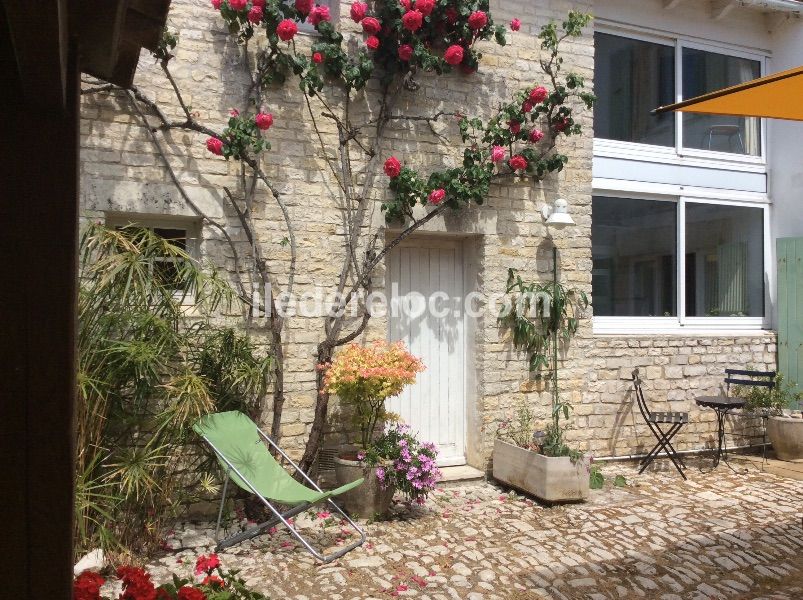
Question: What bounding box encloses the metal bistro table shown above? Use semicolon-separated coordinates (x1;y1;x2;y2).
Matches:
695;395;746;467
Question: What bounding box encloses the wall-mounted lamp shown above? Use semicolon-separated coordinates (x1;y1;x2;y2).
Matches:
541;198;574;229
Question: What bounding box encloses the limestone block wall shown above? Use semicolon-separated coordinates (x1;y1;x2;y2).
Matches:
78;0;776;469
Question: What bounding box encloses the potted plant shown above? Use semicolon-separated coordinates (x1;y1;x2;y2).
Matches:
734;372;803;461
320;341;432;518
494;265;590;502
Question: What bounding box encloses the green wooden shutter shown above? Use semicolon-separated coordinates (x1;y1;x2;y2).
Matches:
777;237;803;397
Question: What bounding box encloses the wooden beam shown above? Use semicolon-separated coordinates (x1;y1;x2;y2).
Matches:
711;0;738;20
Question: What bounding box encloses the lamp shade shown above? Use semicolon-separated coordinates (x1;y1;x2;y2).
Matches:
543;198;574;228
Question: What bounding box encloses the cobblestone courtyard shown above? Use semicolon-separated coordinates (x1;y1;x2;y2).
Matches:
151;461;803;600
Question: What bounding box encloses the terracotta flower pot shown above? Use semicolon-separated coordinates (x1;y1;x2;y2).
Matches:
333;455;395;519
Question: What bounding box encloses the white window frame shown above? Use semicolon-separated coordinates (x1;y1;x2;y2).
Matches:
591;182;771;335
593;23;769;170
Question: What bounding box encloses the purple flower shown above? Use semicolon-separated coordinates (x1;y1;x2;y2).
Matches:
376;467;385;481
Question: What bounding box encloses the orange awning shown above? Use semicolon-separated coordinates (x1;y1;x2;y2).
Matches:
653;65;803;121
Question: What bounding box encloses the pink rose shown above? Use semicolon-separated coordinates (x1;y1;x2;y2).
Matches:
229;0;247;10
361;16;381;34
309;5;330;26
294;0;313;15
206;137;224;156
444;44;464;66
415;0;435;16
509;155;528;172
366;35;380;50
398;44;414;62
247;6;263;23
350;2;367;23
508;120;521;135
312;52;324;64
491;145;506;162
402;9;423;32
229;108;239;117
522;99;534;113
255;112;274;130
529;129;544;143
211;0;222;9
384;156;402;178
529;86;548;104
468;11;488;30
510;18;521;31
428;188;446;205
276;19;298;41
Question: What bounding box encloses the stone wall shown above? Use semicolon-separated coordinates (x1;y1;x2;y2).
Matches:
78;0;776;469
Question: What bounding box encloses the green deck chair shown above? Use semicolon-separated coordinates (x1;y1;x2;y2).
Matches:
193;411;365;563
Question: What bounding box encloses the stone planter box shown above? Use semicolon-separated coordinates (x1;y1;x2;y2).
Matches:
767;415;803;461
333;455;394;519
492;439;590;502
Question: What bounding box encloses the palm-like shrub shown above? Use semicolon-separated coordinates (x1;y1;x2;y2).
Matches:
76;224;272;557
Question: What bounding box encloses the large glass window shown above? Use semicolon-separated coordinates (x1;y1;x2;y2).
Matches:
592;197;677;317
592;196;765;321
594;33;675;147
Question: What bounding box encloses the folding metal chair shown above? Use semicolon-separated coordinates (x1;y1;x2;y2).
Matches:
632;369;689;479
193;411;366;563
725;368;776;464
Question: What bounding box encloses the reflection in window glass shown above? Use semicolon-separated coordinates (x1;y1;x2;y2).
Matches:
682;48;761;155
592;197;677;317
685;204;764;317
594;33;675;146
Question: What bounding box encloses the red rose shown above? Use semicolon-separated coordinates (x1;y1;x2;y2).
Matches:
529;128;545;143
508;120;521;135
400;0;412;10
177;587;207;600
312;51;324;64
444;44;464;66
255;112;273;130
415;0;435;16
366;35;380;50
350;2;367;22
309;5;330;26
384;156;402;178
522;99;534;113
428;188;446;205
509;155;528;172
73;571;105;600
294;0;313;15
276;19;298;41
247;6;263;23
194;554;221;576
445;6;458;24
510;18;521;31
211;0;222;9
529;86;548;104
202;575;225;589
252;0;265;6
555;117;570;132
229;0;247;10
468;11;487;30
398;44;414;61
402;9;423;32
361;16;381;34
206;137;224;156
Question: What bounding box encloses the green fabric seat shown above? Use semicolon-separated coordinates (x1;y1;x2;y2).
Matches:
193;411;363;506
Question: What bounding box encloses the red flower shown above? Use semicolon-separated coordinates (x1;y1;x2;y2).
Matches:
529;86;548;104
366;36;380;50
444;6;458;24
508;120;522;135
350;2;367;22
400;0;412;10
509;155;528;172
402;9;423;32
211;0;222;9
529;129;544;143
309;5;330;26
468;11;488;30
415;0;435;16
118;566;156;600
398;44;413;62
384;156;402;178
177;587;207;600
255;112;273;130
361;16;381;34
312;52;324;64
202;575;225;589
444;45;464;66
428;188;446;205
276;19;298;41
554;117;570;132
73;571;105;600
229;0;246;10
206;137;224;156
247;5;263;23
510;18;521;31
522;99;534;113
252;0;265;6
294;0;313;15
194;553;221;576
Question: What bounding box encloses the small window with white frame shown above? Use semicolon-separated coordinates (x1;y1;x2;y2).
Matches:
105;214;202;302
591;194;768;333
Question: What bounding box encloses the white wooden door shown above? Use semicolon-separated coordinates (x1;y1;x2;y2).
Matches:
388;239;466;466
